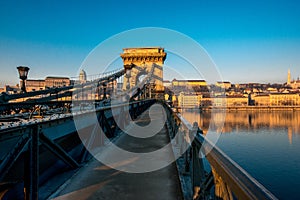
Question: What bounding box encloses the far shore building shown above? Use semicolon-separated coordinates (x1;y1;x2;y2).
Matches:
269;93;300;106
286;69;300;89
171;79;208;95
0;85;21;94
24;76;71;92
216;81;232;89
253;94;270;106
289;80;300;89
225;95;248;106
45;77;71;88
201;95;247;107
177;92;202;108
172;79;207;87
163;80;172;87
253;93;300;106
25;79;45;91
79;69;87;84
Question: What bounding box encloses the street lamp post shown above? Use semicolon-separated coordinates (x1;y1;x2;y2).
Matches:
17;66;30;93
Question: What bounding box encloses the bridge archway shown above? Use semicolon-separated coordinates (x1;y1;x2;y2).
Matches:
135;69;148;86
121;47;166;96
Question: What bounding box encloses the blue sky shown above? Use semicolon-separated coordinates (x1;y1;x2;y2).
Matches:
0;0;300;86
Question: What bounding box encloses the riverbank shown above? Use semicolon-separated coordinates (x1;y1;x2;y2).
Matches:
209;106;300;111
176;106;300;112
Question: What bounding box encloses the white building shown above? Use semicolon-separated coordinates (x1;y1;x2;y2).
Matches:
178;92;201;108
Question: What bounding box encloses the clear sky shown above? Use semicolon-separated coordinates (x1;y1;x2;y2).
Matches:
1;0;300;86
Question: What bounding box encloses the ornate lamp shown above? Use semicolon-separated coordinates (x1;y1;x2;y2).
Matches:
17;66;30;92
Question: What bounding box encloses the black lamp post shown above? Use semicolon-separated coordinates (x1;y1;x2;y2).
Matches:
17;66;30;92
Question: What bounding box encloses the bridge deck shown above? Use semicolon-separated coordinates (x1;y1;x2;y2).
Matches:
50;106;183;200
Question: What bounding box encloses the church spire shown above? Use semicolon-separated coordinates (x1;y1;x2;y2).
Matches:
287;69;291;85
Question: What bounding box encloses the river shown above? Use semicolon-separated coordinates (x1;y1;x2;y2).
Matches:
181;110;300;200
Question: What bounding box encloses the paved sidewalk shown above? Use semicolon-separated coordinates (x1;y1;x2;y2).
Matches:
50;106;183;200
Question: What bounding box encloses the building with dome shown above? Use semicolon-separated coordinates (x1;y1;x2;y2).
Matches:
79;69;87;84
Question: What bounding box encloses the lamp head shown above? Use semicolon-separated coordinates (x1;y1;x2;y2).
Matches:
17;66;30;80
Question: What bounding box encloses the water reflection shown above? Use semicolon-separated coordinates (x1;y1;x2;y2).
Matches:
181;109;300;199
181;110;300;144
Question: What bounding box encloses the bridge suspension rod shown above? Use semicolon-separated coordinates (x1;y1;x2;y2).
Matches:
0;69;125;103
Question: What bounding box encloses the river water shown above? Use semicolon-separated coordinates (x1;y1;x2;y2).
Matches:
181;110;300;200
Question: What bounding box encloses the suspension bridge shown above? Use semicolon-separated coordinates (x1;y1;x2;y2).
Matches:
0;47;277;200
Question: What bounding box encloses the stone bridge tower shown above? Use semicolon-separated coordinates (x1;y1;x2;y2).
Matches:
121;47;166;95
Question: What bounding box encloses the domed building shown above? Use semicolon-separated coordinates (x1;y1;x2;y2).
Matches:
79;69;87;84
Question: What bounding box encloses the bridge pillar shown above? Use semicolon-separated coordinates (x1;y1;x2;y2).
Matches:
121;47;166;98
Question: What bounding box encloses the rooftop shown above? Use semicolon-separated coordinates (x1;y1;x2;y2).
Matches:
45;76;70;79
172;79;206;82
122;47;165;54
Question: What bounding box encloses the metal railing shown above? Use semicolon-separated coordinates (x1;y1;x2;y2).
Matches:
164;103;278;200
0;63;159;114
0;68;125;104
0;99;156;200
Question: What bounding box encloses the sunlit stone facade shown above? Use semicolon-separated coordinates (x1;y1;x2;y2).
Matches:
121;47;166;92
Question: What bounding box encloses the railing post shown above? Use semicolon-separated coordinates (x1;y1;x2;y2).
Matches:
24;125;39;200
211;167;233;200
166;106;176;138
179;129;186;155
102;83;107;100
117;105;126;131
179;128;191;174
191;123;206;200
99;112;105;146
192;143;200;200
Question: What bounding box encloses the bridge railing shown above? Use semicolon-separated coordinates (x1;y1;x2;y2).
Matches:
0;62;158;114
0;68;125;104
0;99;156;200
164;103;278;200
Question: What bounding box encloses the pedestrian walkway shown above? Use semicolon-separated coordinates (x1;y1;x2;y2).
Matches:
50;105;183;200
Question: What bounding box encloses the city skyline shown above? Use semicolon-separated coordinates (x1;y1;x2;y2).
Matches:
1;0;300;86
